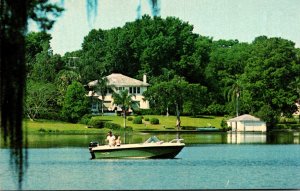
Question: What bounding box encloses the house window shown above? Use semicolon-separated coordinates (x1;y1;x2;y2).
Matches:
137;87;140;94
92;103;97;109
129;87;132;94
133;87;136;94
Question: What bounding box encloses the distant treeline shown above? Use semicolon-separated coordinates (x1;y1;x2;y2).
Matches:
25;15;300;127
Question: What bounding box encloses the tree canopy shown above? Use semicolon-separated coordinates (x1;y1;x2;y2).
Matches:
23;15;300;128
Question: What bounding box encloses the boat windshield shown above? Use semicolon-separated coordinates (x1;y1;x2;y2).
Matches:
144;136;161;143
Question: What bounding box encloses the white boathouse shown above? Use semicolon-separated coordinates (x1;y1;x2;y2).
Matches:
227;114;267;132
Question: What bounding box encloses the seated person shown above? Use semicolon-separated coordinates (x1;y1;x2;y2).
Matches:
115;136;121;146
106;131;116;147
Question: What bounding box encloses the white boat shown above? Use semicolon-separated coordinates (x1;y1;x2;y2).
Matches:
89;136;185;159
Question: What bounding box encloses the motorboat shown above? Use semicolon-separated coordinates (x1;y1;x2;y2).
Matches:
89;136;185;159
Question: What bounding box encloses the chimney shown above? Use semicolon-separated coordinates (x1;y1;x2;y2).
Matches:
143;74;147;84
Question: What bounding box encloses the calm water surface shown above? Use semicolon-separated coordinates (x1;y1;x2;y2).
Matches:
1;132;300;190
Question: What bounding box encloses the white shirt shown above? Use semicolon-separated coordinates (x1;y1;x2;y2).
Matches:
106;135;116;146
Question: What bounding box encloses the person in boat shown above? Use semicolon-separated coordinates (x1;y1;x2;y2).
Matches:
115;135;121;146
106;131;116;147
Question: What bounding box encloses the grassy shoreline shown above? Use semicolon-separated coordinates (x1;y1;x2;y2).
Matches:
24;115;225;134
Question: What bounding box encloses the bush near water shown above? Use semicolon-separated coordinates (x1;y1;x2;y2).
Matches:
133;116;143;124
150;118;159;124
87;118;121;130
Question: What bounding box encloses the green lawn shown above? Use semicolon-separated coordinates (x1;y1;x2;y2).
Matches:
24;115;224;134
93;115;223;131
24;119;104;134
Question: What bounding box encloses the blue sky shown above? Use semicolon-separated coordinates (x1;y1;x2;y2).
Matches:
30;0;300;55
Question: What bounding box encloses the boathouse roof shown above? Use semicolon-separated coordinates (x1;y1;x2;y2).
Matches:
227;114;262;122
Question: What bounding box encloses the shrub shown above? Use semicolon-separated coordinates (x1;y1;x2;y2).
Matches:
125;126;133;131
38;128;46;133
150;118;159;124
127;116;133;121
104;122;121;130
88;118;105;128
133;116;143;124
79;114;93;125
220;118;230;131
144;117;149;121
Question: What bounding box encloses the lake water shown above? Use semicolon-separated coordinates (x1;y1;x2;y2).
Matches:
1;132;300;190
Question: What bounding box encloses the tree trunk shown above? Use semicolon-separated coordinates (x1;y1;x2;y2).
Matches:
123;110;127;143
123;110;126;128
166;107;169;116
101;101;104;116
236;92;239;117
176;103;180;130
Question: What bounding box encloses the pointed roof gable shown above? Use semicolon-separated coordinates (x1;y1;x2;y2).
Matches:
227;114;262;122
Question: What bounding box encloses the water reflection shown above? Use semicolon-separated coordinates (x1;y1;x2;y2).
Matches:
0;131;299;148
267;131;300;144
227;132;266;144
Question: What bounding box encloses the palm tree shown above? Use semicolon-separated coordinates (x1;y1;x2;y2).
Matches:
93;77;114;115
112;89;139;128
225;79;242;117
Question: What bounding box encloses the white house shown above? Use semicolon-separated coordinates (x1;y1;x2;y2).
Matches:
87;73;150;114
227;114;267;132
293;102;300;116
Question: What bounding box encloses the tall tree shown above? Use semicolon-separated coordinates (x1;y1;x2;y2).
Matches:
241;36;300;126
224;77;243;117
79;29;107;83
25;81;57;121
25;31;52;71
184;84;208;117
143;76;189;128
205;40;251;114
29;43;59;83
55;69;81;107
62;82;89;123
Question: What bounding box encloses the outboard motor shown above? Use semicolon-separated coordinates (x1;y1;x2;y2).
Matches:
89;141;99;159
89;141;99;151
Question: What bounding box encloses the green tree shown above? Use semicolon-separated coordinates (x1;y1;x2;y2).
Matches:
29;42;64;83
143;76;188;128
62;82;90;123
184;84;208;116
55;69;81;107
25;80;57;121
79;29;107;83
205;40;250;111
25;31;52;71
112;89;138;128
240;36;300;127
79;15;202;82
224;77;243;117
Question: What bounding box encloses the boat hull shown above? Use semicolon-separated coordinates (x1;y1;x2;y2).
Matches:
90;143;184;159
